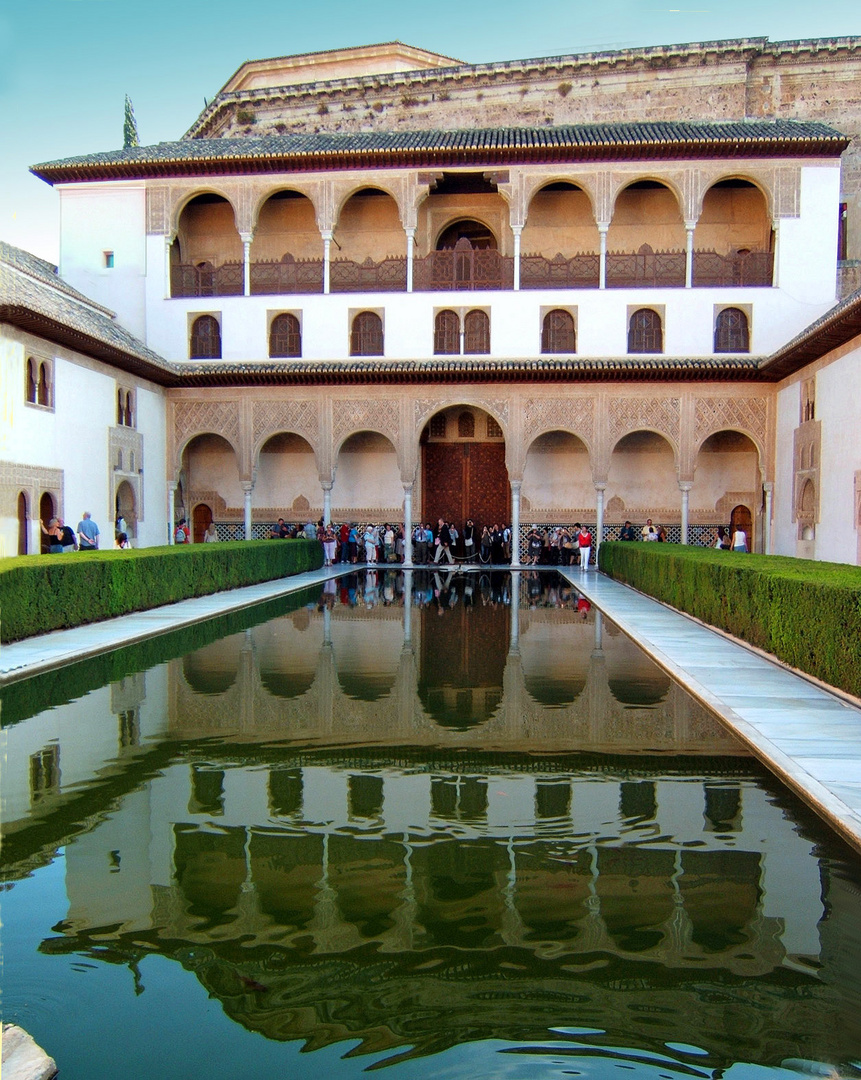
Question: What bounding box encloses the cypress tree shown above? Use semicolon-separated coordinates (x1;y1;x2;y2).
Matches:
123;94;140;149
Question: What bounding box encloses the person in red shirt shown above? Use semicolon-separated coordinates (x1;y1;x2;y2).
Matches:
577;523;592;572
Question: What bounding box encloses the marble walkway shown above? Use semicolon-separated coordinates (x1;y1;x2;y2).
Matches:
2;564;860;855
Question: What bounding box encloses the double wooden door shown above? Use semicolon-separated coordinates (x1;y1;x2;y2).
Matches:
422;442;509;528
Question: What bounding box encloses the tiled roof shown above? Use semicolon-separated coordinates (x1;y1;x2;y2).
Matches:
759;286;861;378
0;241;178;384
31;121;847;183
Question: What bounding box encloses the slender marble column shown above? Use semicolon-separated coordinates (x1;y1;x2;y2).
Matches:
405;228;415;293
512;225;522;291
685;223;695;289
164;238;172;300
322;230;332;295
679;481;692;545
242;482;253;541
771;219;780;288
403;483;414;568
595;483;606;566
240;233;252;297
510;480;522;569
763;481;774;554
598;224;609;290
168;482;177;544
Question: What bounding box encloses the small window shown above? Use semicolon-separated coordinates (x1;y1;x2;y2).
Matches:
430;414;447;438
269;313;301;358
463;310;490;354
117;389;125;425
350;311;383;356
628;308;663;354
190;315;221;359
541;309;576;354
104;251;115;269
124;391;134;427
26;358;37;403
486;416;503;439
458;411;475;438
714;307;750;353
434;310;460;355
801;378;816;424
37;362;51;406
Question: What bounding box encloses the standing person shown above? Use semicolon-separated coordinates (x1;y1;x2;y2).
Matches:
383;523;395;562
348;523;359;563
577;523;593;572
413;522;428;564
323;524;337;566
339;521;351;561
58;518;78;552
491;524;505;565
41;517;64;553
641;518;658;541
480;526;492;563
363;524;377;563
115;531;131;548
462;519;476;562
526;527;543;566
619;521;636;541
731;525;749;552
502;523;512;562
204;522;219;542
434;518;454;564
77;511;100;550
174;517;189;544
714;526;729;549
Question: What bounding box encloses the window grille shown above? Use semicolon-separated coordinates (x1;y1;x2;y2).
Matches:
37;363;50;406
350;311;383;356
463;309;490;354
541;309;576;353
628;309;663;353
26;358;37;403
430;414;447;438
269;313;302;357
434;310;460;354
190;315;221;359
458;411;475;438
714;307;750;353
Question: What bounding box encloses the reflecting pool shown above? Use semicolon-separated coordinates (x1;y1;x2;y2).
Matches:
2;571;861;1080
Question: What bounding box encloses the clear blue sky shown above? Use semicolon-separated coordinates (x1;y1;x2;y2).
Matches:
2;0;859;263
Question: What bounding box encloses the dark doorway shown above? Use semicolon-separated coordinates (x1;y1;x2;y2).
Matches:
193;503;213;544
39;492;55;553
730;504;753;550
18;491;28;555
422;441;509;529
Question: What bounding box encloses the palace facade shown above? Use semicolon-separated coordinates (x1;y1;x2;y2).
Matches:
2;39;861;563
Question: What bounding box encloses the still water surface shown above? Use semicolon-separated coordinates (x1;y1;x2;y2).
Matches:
2;571;861;1079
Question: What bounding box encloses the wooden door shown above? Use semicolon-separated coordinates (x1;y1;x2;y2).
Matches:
193;503;212;544
422;442;509;529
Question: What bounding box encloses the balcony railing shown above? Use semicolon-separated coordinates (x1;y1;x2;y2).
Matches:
692;250;774;288
250;256;324;295
413;248;515;291
605;250;686;288
520;252;600;289
170;248;774;297
330;256;407;292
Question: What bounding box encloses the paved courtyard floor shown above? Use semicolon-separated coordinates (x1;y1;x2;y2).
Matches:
3;565;860;855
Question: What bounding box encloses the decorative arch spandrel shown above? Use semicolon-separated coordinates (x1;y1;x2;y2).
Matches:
172;398;243;476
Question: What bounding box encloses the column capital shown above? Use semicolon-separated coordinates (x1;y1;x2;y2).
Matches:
402;480;414;493
320;480;333;492
684;220;697;233
678;480;693;492
321;228;333;241
762;480;775;493
597;221;610;234
510;478;522;492
241;480;254;493
239;231;253;245
594;481;607;492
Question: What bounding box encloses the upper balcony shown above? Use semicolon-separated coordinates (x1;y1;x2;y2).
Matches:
167;177;776;299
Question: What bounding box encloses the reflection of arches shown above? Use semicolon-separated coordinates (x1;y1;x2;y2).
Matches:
606;633;671;705
17;491;28;555
182;636;242;694
332;619;400;702
174;824;246;915
255;616;321;700
521;621;590;706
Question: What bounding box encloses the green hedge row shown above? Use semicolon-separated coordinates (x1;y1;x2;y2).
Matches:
0;539;323;644
598;542;861;698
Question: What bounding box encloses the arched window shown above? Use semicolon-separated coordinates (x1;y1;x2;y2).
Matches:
434;310;460;355
37;362;50;406
350;311;383;356
269;313;301;358
124;391;134;427
714;307;750;353
190;315;221;359
117;389;125;425
463;310;490;354
26;358;37;403
458;411;475;438
541;309;576;354
628;309;663;354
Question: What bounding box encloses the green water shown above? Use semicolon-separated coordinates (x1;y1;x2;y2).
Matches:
2;571;861;1079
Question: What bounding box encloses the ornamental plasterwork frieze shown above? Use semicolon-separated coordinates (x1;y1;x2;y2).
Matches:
173;399;242;460
694;395;768;454
522;396;595;449
332;398;402;450
608;396;681;447
252;399;320;450
0;463;63;519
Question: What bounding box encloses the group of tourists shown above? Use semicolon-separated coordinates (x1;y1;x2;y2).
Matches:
523;524;593;570
41;511;100;553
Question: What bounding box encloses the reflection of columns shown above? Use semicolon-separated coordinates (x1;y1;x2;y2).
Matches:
684;221;695;289
763;481;774;554
403;573;412;644
512;225;522;291
403;483;413;567
598;223;609;290
510;480;522;568
405;228;415;293
594;609;603;653
168;482;177;544
242;481;253;541
240;232;252;297
594;482;606;563
323;603;332;644
322;481;332;526
322;230;332;294
509;590;520;652
679;481;692;545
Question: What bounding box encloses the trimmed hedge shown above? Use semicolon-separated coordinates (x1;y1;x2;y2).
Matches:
0;539;322;644
598;542;861;698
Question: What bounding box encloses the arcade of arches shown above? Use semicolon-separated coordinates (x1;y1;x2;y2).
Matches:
169;381;773;553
